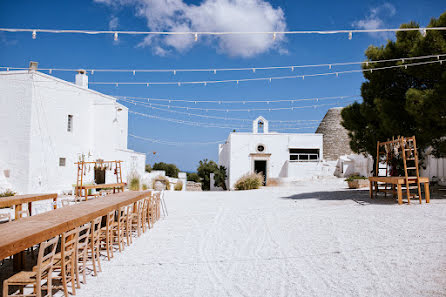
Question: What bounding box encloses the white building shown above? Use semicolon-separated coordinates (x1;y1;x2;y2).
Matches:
219;116;326;189
0;63;146;194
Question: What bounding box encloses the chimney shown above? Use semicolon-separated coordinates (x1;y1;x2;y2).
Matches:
29;61;38;72
75;69;88;88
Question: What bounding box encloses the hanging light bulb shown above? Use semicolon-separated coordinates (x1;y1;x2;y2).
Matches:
204;82;207;86
32;30;36;39
49;69;52;74
178;82;181;86
214;69;217;74
252;68;256;73
291;66;294;71
401;58;405;63
405;65;408;69
173;70;176;75
329;64;332;69
336;72;339;77
348;31;352;40
114;32;118;41
273;32;276;40
146;83;149;87
194;33;198;41
91;70;94;75
365;61;369;67
6;67;9;72
421;29;427;37
302;75;305;80
269;78;272;83
115;83;118;87
133;70;136;76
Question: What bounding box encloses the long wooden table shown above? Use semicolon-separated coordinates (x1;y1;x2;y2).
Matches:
0;190;151;261
75;183;125;201
0;193;58;219
368;176;430;204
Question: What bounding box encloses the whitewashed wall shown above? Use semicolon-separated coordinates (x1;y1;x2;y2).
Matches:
0;70;145;194
222;132;323;189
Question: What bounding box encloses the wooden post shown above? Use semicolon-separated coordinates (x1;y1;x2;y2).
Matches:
424;182;430;203
369;180;373;199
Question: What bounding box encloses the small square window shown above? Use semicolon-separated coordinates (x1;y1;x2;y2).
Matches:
59;158;66;167
67;115;73;132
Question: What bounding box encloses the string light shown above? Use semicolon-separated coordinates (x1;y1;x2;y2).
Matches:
32;30;36;39
114;32;118;41
88;59;445;87
3;26;445;37
348;31;352;40
2;54;443;74
421;29;427;37
194;33;198;41
129;133;226;146
114;94;358;104
273;32;277;40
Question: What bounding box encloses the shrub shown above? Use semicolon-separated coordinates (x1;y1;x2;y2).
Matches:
187;172;201;183
0;189;16;197
152;175;170;190
153;162;179;178
174;181;183;191
129;177;140;191
234;173;263;190
197;159;218;191
142;184;148;190
145;164;152;173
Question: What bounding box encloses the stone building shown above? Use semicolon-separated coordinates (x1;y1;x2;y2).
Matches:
315;107;353;161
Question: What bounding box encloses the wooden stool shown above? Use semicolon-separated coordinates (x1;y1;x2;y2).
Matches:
88;217;102;276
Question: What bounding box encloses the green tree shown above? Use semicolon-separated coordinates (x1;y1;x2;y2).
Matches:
152;162;180;178
145;164;152;173
214;166;228;190
197;159;218;191
186;172;201;183
342;13;446;171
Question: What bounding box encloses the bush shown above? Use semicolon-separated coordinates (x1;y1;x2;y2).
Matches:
344;175;367;182
197;159;219;191
174;181;183;191
142;184;148;190
145;164;152;173
0;189;16;197
187;172;201;183
129;176;140;191
234;173;264;190
152;175;170;190
153;162;179;178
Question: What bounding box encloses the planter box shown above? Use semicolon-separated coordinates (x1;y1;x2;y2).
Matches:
347;179;369;189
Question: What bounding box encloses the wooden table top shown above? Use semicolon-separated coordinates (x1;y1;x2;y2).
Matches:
0;190;151;260
368;176;429;184
0;193;57;208
75;183;125;189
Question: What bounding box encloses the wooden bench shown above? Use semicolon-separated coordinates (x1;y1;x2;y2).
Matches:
368;176;430;204
0;190;151;271
75;183;125;201
0;193;58;220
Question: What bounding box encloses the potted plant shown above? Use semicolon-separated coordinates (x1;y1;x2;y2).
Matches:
345;175;368;189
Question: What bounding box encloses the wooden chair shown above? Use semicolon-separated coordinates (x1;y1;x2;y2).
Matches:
141;198;150;233
0;212;12;223
111;207;126;252
61;200;70;208
3;236;59;297
75;223;91;288
100;211;115;260
16;208;30;219
124;205;134;245
52;228;79;297
88;217;102;276
128;200;143;238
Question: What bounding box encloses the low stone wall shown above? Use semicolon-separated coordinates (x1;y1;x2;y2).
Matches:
186;181;202;191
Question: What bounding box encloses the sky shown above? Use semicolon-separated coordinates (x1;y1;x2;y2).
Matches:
0;0;444;172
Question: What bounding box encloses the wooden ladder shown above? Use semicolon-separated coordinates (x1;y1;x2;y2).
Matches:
116;161;123;192
401;136;422;204
75;161;84;198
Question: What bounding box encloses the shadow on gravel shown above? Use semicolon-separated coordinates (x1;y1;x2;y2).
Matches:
281;189;400;205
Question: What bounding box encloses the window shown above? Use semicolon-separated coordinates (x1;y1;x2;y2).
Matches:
67;115;73;132
258;120;264;133
289;148;320;162
59;158;66;167
257;145;265;152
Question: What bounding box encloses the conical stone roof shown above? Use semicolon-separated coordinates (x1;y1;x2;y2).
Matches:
316;107;353;161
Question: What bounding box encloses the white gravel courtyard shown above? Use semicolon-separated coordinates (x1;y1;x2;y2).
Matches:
75;179;446;297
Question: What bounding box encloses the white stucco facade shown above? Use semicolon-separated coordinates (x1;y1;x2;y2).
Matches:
219;117;324;189
0;68;146;194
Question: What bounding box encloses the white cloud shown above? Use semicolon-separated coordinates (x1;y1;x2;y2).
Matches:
353;3;396;39
95;0;287;57
109;16;119;30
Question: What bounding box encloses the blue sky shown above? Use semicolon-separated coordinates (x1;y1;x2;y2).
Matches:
1;0;444;172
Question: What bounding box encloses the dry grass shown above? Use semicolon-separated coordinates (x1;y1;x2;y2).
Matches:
234;173;264;190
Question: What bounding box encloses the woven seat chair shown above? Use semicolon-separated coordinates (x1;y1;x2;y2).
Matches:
3;236;59;297
75;223;91;288
141;198;150;233
130;200;144;237
100;211;115;260
87;217;102;276
124;205;134;245
52;228;79;297
111;207;126;252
